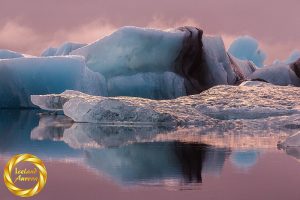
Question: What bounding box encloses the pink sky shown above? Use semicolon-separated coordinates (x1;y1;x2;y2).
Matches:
1;0;300;63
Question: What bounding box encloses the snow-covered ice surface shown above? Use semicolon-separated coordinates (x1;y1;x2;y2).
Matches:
0;56;106;108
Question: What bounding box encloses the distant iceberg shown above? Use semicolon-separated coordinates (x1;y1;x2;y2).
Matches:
0;49;24;59
228;36;266;67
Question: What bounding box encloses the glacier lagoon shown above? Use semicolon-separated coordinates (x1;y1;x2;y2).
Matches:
0;26;300;199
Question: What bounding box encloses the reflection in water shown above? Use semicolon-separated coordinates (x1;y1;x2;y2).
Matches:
175;142;207;183
84;142;230;186
230;150;260;169
0;110;81;158
0;111;299;189
285;147;300;161
174;142;230;183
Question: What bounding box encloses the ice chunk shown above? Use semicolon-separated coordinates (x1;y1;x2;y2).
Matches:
32;82;300;123
0;49;24;59
249;62;300;86
228;53;257;79
201;36;236;87
197;82;300;120
41;42;87;57
0;56;106;108
228;36;266;67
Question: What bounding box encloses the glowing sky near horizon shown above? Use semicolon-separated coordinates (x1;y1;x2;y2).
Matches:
1;0;300;63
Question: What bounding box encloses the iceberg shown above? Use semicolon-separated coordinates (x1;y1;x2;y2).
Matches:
249;59;300;86
228;36;266;67
1;26;300;108
0;56;106;108
71;26;248;95
0;49;24;59
41;42;87;57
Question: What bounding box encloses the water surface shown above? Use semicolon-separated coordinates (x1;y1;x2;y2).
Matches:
0;110;299;200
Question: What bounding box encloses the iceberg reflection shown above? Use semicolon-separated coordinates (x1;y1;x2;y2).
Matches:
1;111;299;189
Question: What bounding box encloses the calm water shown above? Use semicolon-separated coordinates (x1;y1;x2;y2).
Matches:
0;110;299;200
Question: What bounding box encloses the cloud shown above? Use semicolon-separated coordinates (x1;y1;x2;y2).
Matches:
0;20;117;55
0;19;298;65
228;36;267;67
146;16;200;30
0;21;45;55
51;20;117;45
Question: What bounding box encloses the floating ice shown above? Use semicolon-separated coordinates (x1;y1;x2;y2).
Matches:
71;26;246;95
249;60;300;86
228;36;266;67
31;82;300;124
0;56;106;108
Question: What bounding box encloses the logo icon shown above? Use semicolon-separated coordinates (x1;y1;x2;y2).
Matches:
3;154;47;197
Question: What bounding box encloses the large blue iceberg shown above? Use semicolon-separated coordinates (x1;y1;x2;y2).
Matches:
0;56;106;108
